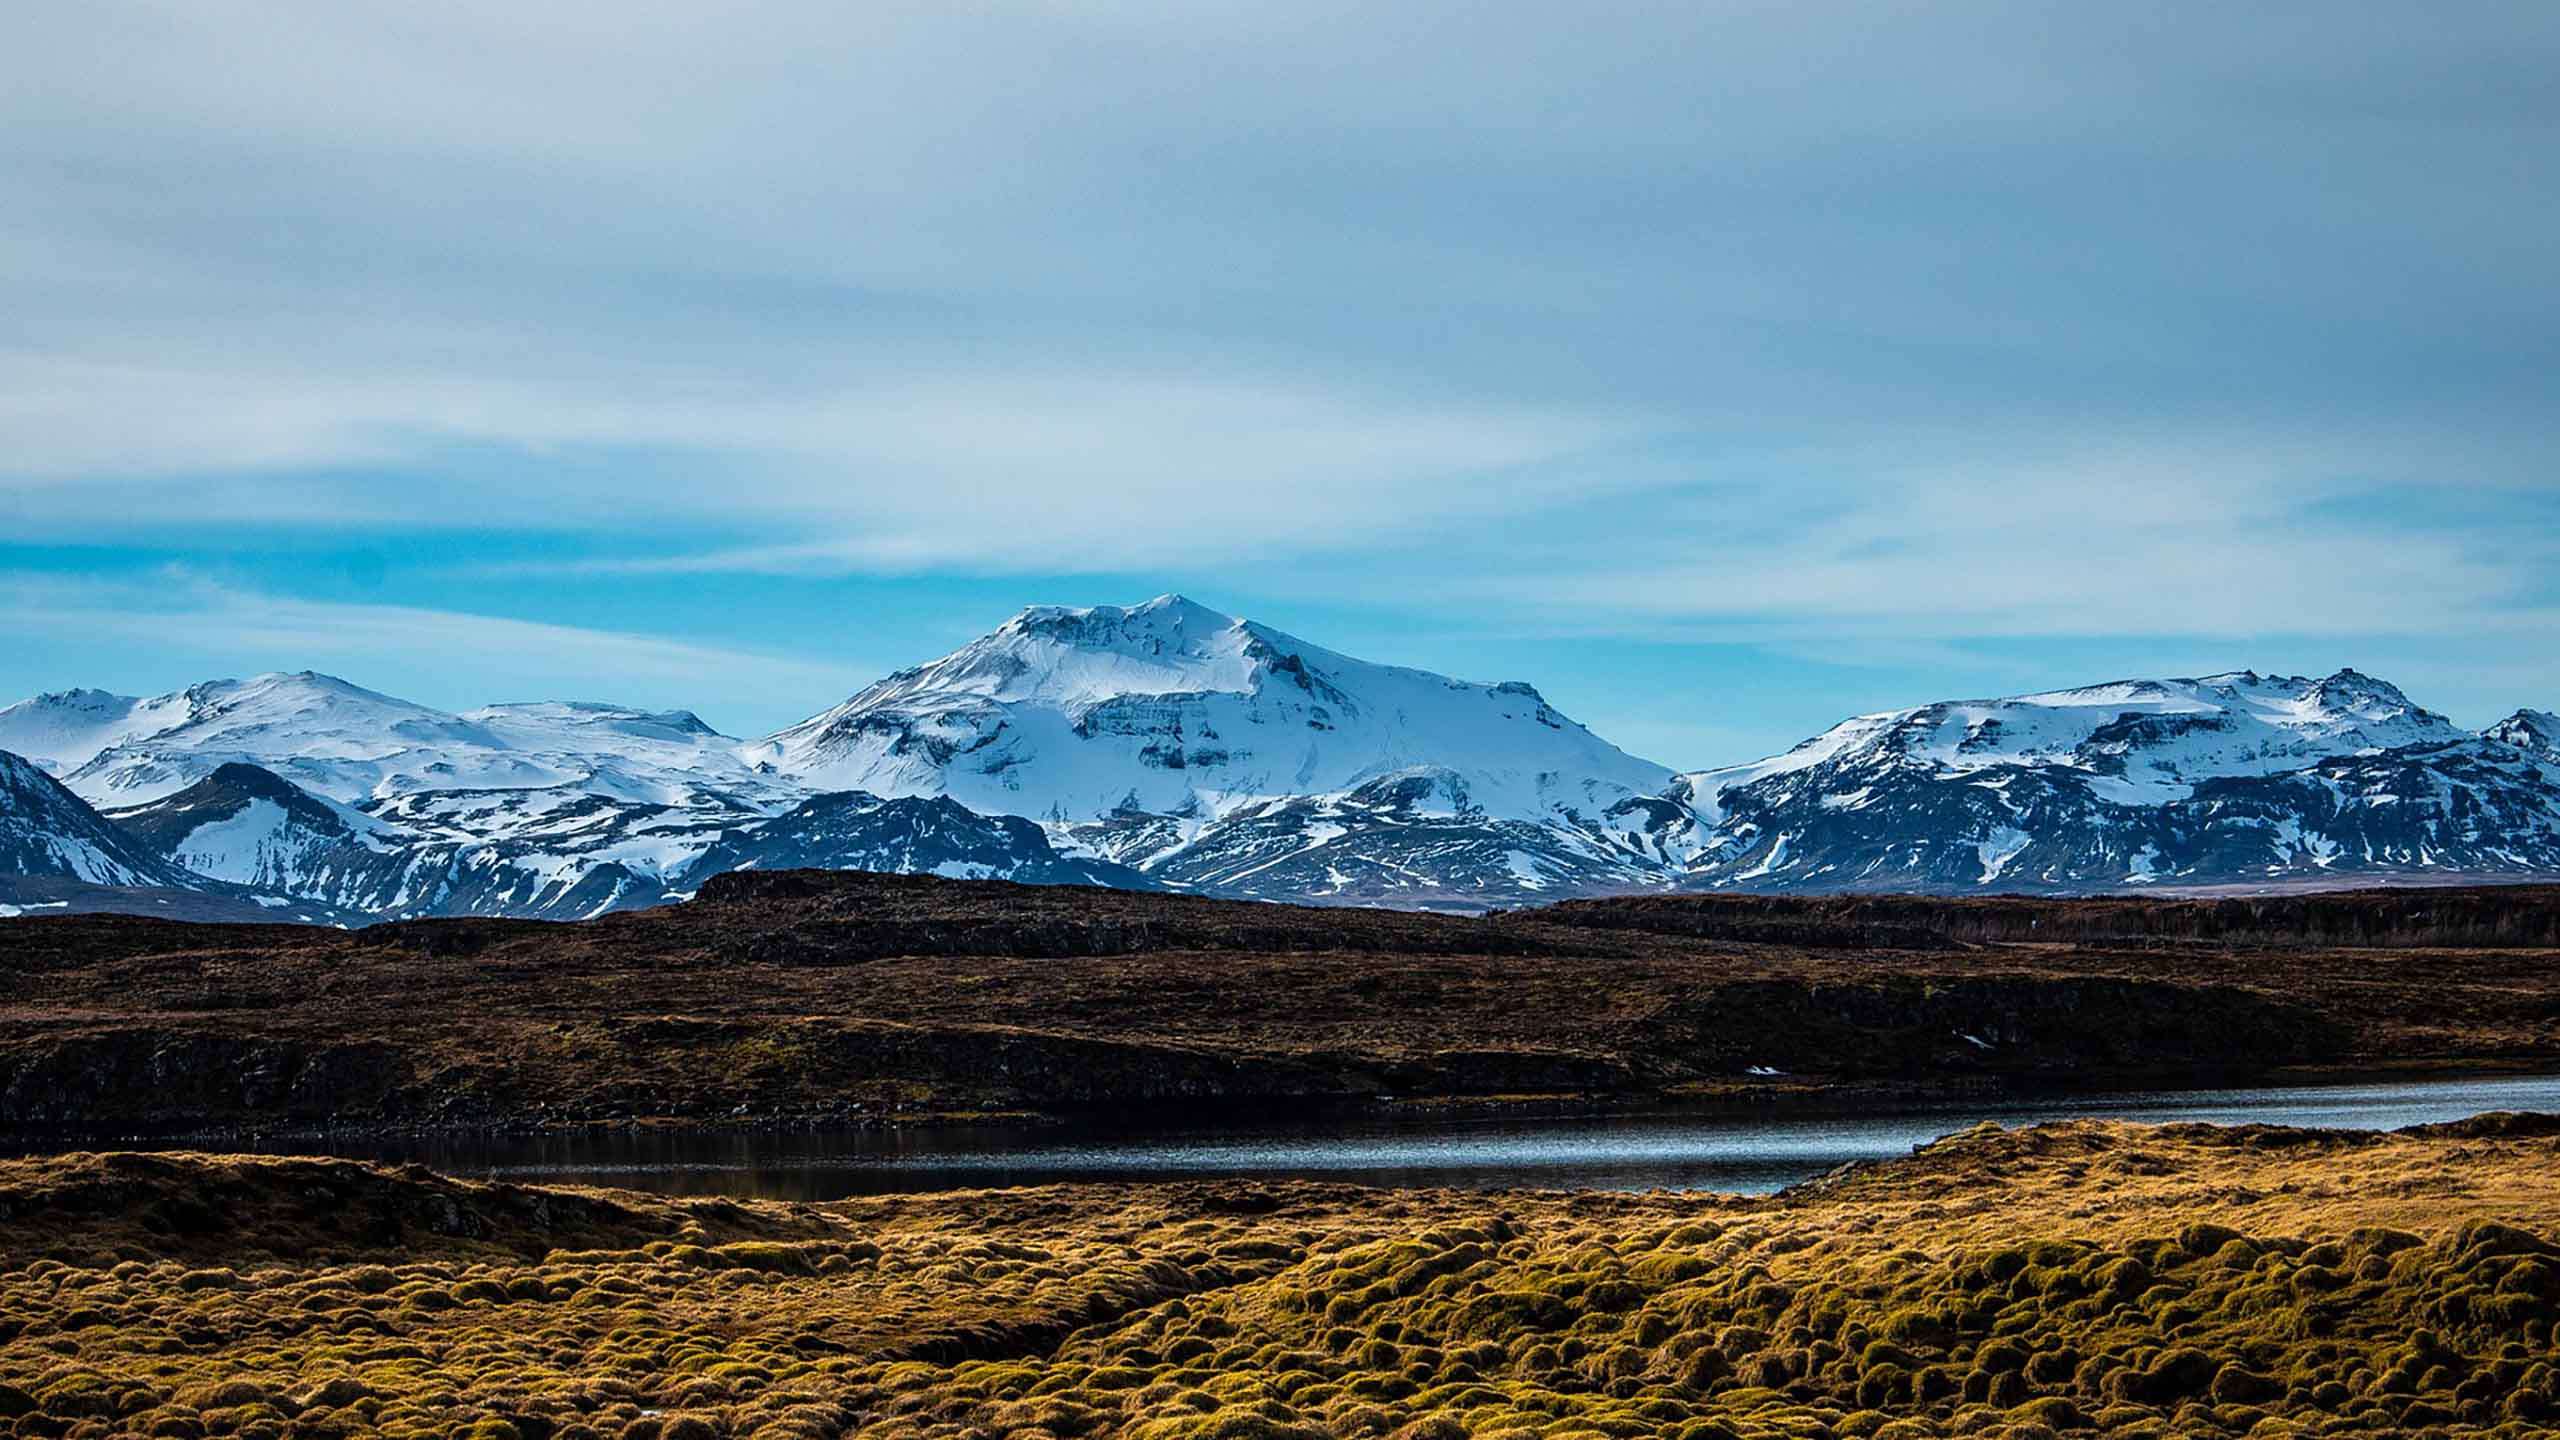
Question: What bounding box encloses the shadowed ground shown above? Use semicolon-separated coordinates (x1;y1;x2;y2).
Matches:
4;875;2559;1133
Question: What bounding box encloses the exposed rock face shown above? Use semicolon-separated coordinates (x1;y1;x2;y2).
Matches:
0;750;202;890
679;790;1154;893
100;762;689;922
1116;769;1670;908
2488;708;2560;759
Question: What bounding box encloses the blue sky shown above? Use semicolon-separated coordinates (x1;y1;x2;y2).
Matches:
4;2;2555;766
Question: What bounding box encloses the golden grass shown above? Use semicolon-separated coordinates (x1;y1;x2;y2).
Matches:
4;1117;2559;1438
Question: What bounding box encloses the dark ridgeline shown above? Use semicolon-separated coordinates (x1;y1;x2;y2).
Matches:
1523;886;2560;950
4;870;2557;1135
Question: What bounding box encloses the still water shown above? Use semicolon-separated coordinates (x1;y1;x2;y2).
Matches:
182;1072;2560;1200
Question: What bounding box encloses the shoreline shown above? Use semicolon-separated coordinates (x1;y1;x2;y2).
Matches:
8;1054;2551;1155
10;875;2560;1157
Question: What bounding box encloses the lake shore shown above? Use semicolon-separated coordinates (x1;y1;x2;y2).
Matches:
8;1057;2558;1166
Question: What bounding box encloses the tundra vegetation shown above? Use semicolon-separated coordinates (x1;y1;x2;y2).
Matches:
4;1116;2560;1439
4;875;2558;1132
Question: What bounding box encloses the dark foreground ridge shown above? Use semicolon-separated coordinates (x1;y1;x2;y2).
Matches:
4;873;2557;1135
1519;885;2560;949
5;1117;2560;1436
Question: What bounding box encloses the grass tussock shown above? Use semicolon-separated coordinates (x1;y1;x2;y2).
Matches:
4;1119;2560;1437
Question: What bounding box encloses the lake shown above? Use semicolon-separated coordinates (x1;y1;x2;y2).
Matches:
135;1071;2560;1200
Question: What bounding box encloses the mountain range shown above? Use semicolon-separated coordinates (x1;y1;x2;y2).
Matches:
3;595;2555;921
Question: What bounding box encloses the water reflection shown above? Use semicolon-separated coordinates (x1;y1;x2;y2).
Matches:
124;1071;2560;1201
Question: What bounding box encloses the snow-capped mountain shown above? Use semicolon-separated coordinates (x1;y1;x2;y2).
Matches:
1683;669;2465;819
0;674;817;918
95;761;757;921
103;762;396;888
2151;739;2560;879
753;594;1674;905
681;791;1155;892
7;672;799;813
0;750;355;922
1668;670;2559;892
2488;709;2560;759
0;750;204;889
1121;769;1670;907
10;672;503;804
0;688;184;779
99;765;1152;919
5;608;2555;921
94;763;656;920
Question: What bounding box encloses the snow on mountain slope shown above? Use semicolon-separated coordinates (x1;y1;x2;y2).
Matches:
1664;670;2552;893
26;672;802;826
45;672;504;805
1124;767;1670;908
679;791;1156;892
2162;739;2560;878
22;667;1182;912
1681;669;2464;820
2488;709;2560;759
13;631;2554;913
759;596;1670;823
0;749;205;888
0;689;169;776
751;595;1674;903
103;762;402;888
104;765;726;921
362;786;760;911
455;701;799;809
101;757;1134;920
33;672;806;920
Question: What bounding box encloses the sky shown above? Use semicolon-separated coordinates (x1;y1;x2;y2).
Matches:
4;1;2556;768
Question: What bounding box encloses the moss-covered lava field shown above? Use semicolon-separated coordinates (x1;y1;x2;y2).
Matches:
7;1115;2560;1437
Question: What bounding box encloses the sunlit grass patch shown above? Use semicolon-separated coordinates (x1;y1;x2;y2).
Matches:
4;1121;2560;1436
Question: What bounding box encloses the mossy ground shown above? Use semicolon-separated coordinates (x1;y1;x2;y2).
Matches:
4;1117;2560;1438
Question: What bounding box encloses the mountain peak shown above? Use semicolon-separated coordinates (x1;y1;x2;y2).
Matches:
25;687;136;708
13;670;788;811
1685;664;2471;816
999;594;1244;646
238;669;400;700
2302;667;2435;727
466;700;725;740
2487;708;2559;757
757;595;1672;835
850;596;1271;718
2311;664;2405;696
0;745;204;889
206;759;305;792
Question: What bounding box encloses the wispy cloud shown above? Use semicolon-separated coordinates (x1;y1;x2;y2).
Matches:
2;2;2555;752
0;356;1652;570
0;571;870;727
1254;435;2560;647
